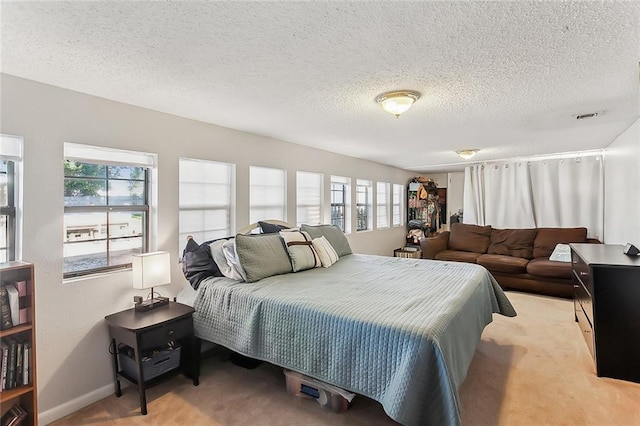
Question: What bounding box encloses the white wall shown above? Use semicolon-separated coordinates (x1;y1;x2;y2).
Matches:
604;118;640;245
0;74;414;423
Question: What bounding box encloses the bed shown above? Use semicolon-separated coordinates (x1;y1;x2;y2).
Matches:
177;226;516;426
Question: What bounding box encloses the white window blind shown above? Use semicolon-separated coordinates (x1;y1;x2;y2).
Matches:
376;182;390;229
296;171;323;226
392;183;404;227
250;166;286;223
65;142;156;167
179;158;235;245
330;175;351;234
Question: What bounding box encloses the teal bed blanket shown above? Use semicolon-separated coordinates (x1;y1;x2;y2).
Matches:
190;254;516;426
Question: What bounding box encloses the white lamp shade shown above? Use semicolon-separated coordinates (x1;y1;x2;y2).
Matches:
132;251;171;289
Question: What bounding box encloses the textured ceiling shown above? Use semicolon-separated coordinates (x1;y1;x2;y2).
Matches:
1;1;639;172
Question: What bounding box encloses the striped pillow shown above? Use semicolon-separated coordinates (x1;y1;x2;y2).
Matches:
311;236;339;268
280;231;321;272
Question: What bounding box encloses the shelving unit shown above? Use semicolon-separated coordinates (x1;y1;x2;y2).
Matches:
0;261;37;425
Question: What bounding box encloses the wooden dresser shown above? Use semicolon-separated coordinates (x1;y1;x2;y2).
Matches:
571;243;640;383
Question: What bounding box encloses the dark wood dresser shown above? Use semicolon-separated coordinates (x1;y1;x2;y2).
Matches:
571;243;640;383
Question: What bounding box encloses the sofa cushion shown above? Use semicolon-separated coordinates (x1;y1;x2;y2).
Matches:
477;254;529;274
532;227;587;258
526;258;572;279
448;223;492;253
435;250;483;263
488;228;537;259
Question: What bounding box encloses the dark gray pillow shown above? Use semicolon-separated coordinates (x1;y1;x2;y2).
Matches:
300;224;352;257
258;221;290;234
235;233;293;282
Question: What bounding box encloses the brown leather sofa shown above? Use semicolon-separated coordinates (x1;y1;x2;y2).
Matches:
419;223;600;298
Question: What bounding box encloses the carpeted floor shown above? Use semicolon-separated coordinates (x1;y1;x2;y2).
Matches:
53;291;640;425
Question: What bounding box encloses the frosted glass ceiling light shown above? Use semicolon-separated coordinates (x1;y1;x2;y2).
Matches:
375;90;420;118
456;149;479;160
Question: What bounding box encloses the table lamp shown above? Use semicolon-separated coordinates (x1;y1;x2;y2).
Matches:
132;251;171;312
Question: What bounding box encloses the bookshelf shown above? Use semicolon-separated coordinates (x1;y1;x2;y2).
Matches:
0;261;37;425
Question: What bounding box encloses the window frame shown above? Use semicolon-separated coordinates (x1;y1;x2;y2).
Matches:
178;158;236;247
0;160;16;262
392;183;404;227
376;181;391;229
330;175;351;234
63;160;150;279
249;166;287;224
356;179;373;232
296;171;324;226
330;182;346;232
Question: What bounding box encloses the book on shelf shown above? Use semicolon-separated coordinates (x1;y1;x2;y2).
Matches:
1;403;27;426
1;341;8;391
15;281;28;325
5;284;19;327
22;342;29;386
6;338;18;389
0;283;13;330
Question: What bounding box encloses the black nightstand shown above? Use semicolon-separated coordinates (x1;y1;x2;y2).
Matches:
104;302;200;415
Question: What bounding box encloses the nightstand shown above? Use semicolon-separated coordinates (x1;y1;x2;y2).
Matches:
104;302;200;415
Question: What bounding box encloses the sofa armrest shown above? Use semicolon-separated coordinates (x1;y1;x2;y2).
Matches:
586;238;602;244
420;232;450;259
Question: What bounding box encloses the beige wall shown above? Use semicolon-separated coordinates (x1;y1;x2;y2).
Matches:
604;118;640;245
0;74;414;423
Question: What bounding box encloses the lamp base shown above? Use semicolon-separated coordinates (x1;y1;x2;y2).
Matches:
134;296;169;312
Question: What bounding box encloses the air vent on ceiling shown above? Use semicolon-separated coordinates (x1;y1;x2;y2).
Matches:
576;112;598;120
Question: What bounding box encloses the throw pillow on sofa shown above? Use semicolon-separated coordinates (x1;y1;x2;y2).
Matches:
488;228;537;259
448;223;492;253
533;227;587;258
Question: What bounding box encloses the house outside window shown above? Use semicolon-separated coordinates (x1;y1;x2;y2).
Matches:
0;135;22;262
296;171;323;226
179;158;235;246
392;183;404;227
250;166;286;223
63;144;155;278
376;181;390;229
356;179;372;231
330;176;351;233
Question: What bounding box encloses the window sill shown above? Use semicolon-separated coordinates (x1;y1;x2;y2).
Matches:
63;267;131;284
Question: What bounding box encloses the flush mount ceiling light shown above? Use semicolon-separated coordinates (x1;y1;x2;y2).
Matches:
375;90;420;118
456;149;479;160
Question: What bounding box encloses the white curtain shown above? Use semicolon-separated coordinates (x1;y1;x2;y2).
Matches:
463;154;603;239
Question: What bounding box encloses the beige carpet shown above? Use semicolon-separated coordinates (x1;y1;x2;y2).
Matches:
53;291;640;425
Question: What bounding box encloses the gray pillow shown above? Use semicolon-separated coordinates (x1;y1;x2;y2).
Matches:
235;233;293;282
300;224;352;257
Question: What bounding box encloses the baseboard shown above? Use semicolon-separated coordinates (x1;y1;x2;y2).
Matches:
38;382;116;425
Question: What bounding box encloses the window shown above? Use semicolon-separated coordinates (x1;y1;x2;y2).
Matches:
250;166;286;223
179;158;235;246
356;179;372;231
376;182;391;229
0;135;22;263
63;144;155;278
296;171;323;226
330;176;351;233
392;183;404;227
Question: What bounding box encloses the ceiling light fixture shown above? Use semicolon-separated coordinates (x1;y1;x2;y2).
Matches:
456;149;479;160
375;90;420;118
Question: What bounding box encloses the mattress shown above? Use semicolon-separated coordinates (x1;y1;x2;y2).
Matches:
183;254;516;426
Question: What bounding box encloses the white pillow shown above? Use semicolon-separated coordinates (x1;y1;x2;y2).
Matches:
549;243;571;262
311;236;339;268
222;238;246;281
210;239;240;280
